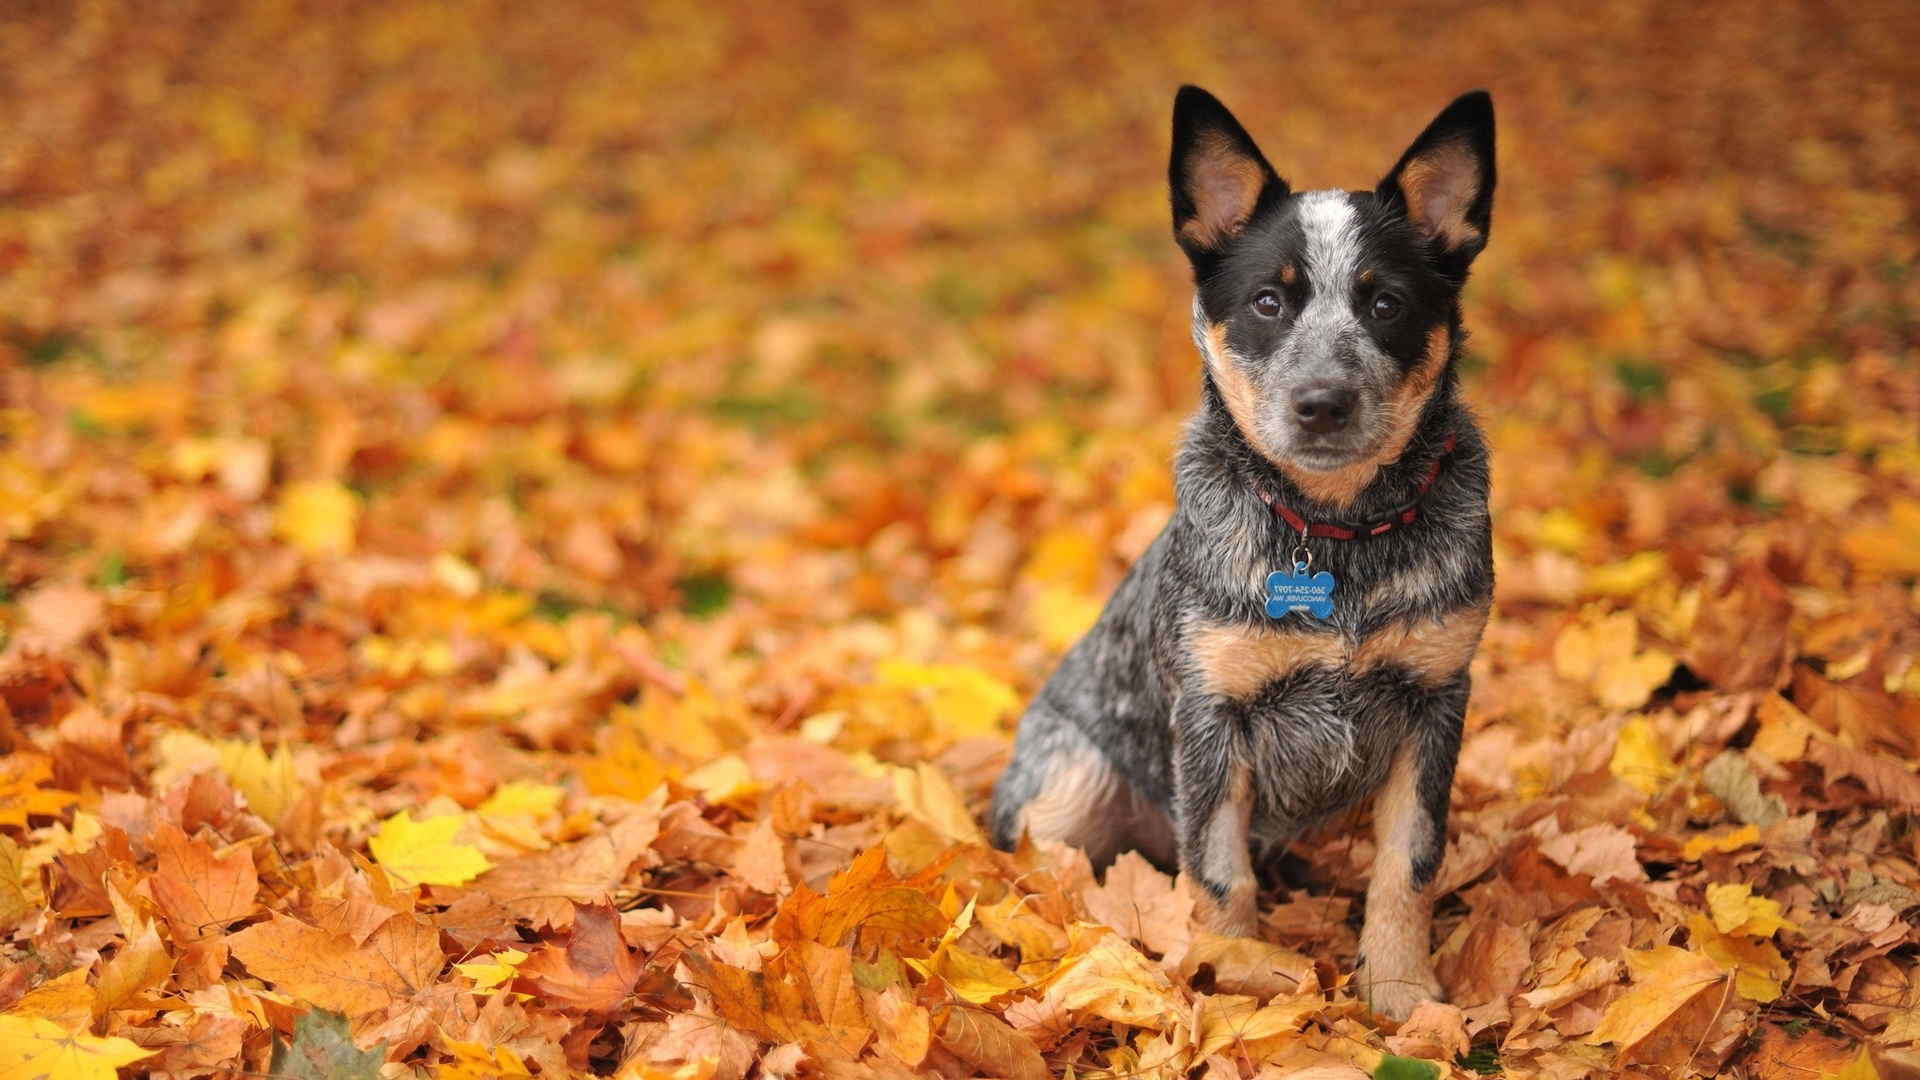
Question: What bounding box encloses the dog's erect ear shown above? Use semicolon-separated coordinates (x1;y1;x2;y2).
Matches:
1170;86;1286;262
1377;91;1495;270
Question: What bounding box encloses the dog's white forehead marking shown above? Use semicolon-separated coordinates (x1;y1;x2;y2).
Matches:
1297;190;1361;301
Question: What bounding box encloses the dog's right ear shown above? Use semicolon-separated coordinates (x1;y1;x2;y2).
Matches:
1170;86;1287;265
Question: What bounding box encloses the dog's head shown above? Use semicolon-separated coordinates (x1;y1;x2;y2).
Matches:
1170;87;1494;503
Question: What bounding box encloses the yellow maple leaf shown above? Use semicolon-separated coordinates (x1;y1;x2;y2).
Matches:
1705;882;1795;937
907;898;1027;1004
0;1014;155;1080
0;451;79;540
217;739;299;825
889;761;985;846
1685;913;1788;1003
918;938;1028;1004
876;661;1021;738
453;948;528;995
369;811;492;888
1553;609;1675;710
1681;824;1759;862
1038;926;1180;1030
273;480;359;556
1585;551;1669;596
1534;507;1593;554
1609;716;1679;795
476;781;565;819
1587;945;1725;1059
0;756;79;829
975;892;1068;976
152;731;299;825
681;755;759;807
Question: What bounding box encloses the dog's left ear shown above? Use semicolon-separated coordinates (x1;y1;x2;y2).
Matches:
1377;91;1495;273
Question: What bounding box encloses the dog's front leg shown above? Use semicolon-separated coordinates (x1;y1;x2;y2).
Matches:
1355;687;1464;1020
1172;693;1257;937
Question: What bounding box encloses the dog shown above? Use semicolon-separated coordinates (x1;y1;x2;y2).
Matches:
989;86;1496;1020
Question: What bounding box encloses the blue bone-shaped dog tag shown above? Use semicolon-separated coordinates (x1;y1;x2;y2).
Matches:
1266;563;1337;619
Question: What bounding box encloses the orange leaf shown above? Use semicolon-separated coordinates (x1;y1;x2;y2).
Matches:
147;823;259;941
794;940;869;1056
1081;851;1194;960
0;755;78;829
515;901;639;1013
1587;945;1726;1060
228;911;440;1017
867;985;932;1067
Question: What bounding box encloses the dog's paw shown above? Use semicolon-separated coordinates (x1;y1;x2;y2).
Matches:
1203;904;1259;939
1190;883;1259;938
1184;870;1260;938
1354;962;1444;1022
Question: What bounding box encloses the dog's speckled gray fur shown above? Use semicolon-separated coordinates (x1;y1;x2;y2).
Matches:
990;88;1498;934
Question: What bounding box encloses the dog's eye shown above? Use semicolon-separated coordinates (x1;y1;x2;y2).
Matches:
1251;290;1283;318
1370;293;1403;321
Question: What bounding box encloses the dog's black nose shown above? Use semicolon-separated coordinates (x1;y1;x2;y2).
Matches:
1292;386;1357;434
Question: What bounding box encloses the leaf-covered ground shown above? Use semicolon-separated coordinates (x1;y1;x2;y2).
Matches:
2;2;1918;1078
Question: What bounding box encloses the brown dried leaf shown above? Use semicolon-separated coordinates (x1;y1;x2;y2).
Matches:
459;809;658;927
1081;852;1193;960
1180;933;1316;1000
515;901;640;1013
93;922;175;1015
936;1005;1047;1080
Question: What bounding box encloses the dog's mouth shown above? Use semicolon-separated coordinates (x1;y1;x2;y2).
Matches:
1284;428;1383;471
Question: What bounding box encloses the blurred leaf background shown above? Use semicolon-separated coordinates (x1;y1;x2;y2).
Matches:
1;1;1917;1077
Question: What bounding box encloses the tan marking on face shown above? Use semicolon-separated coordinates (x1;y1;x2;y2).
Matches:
1280;263;1298;286
1397;140;1483;252
1179;132;1268;250
1277;324;1452;510
1191;623;1347;700
1202;321;1283;464
1194;763;1258;937
1358;268;1376;285
1351;601;1489;684
1356;740;1442;1018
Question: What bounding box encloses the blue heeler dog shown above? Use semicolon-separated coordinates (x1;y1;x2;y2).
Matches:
990;86;1497;1020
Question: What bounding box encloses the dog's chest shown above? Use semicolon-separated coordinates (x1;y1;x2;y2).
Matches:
1189;554;1483;703
1189;619;1356;700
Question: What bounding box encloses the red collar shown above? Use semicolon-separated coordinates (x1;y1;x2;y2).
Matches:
1259;433;1457;541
